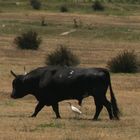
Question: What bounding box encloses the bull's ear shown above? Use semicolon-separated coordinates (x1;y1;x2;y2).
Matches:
10;70;17;78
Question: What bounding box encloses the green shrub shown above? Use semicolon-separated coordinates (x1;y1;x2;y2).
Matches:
107;50;138;73
14;30;41;50
60;5;68;12
92;0;104;11
46;45;80;66
30;0;41;10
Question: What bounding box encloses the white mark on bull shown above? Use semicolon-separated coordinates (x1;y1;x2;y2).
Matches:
68;70;74;78
70;70;74;75
59;74;62;78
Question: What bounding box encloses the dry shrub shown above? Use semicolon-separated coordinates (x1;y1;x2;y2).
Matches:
60;4;68;12
14;30;41;50
92;0;104;11
46;45;80;66
30;0;41;10
107;50;139;73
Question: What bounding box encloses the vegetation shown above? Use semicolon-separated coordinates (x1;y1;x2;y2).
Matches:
14;30;42;50
0;0;140;15
60;4;69;12
46;45;80;66
92;0;104;11
30;0;41;10
107;50;139;73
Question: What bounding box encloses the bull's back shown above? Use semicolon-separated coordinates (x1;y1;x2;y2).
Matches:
47;67;108;94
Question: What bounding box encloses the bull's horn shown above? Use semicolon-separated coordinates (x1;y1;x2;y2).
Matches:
10;70;17;78
24;66;27;75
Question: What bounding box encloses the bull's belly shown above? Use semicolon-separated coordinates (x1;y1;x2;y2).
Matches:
43;86;92;105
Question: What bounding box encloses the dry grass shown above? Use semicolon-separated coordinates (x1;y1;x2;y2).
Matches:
0;10;140;140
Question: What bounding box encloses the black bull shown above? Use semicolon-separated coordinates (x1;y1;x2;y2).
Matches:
10;66;120;120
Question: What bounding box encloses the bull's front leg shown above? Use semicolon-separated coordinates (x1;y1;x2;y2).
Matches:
31;102;45;117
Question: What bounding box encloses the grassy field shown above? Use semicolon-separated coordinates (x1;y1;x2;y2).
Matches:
0;1;140;140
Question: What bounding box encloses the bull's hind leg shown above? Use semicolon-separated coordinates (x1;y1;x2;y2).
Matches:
103;98;113;120
52;103;61;119
93;97;103;120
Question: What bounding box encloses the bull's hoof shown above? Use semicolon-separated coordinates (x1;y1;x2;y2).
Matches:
56;116;61;119
92;118;101;121
93;119;98;121
30;114;36;117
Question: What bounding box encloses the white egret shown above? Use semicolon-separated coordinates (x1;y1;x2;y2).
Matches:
67;102;82;119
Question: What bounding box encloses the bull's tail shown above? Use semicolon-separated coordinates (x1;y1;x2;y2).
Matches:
108;74;120;120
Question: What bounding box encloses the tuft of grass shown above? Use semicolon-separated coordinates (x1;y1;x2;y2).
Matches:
92;0;105;11
14;30;42;50
107;50;139;73
30;0;41;10
60;4;69;12
37;122;64;129
46;45;80;66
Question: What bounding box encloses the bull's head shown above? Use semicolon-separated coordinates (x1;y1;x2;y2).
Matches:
10;70;28;99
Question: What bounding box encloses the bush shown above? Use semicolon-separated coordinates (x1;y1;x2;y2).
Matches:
60;5;68;12
107;50;138;73
14;30;41;50
46;45;80;66
92;0;104;11
30;0;41;10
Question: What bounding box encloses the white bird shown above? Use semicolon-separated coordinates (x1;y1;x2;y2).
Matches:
67;102;82;115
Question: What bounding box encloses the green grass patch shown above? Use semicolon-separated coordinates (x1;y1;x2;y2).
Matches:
38;122;62;128
0;19;140;42
0;19;71;36
72;25;140;42
0;0;140;16
36;122;65;130
28;121;65;132
0;1;31;12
